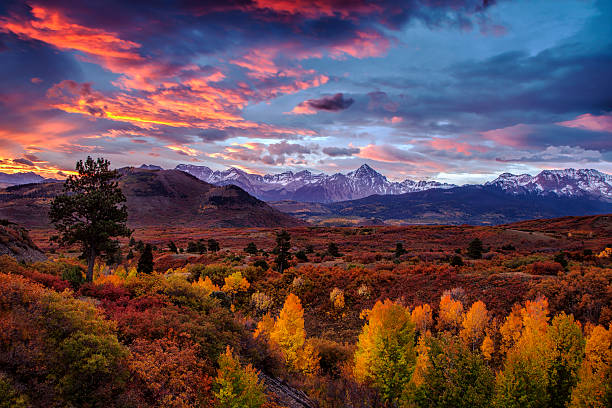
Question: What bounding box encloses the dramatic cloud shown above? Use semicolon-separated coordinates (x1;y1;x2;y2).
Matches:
322;147;360;157
556;113;612;133
0;0;610;180
290;93;354;114
13;157;34;166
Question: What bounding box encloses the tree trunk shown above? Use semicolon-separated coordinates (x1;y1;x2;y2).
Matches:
86;248;96;282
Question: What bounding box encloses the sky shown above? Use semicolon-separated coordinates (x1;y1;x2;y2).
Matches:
0;0;611;183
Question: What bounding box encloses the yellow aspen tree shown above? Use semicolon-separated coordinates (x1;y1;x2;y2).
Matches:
353;299;416;404
254;313;275;340
460;300;489;350
330;287;345;310
410;333;432;388
270;293;306;371
494;298;553;408
193;276;220;293
411;303;433;334
570;325;611;408
547;312;585;408
214;346;266;408
222;271;250;295
481;335;495;361
437;293;463;331
499;304;523;355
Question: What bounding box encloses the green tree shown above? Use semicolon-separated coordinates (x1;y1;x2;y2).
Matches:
49;157;131;282
208;239;220;253
214;346;266;408
273;230;291;273
467;238;484;259
404;334;494;408
450;255;464;267
244;242;258;255
547;313;585;408
354;299;417;404
137;244;154;274
327;242;341;257
168;241;178;254
395;242;407;258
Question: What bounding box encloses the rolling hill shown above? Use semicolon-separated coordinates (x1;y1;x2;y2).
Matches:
0;167;304;229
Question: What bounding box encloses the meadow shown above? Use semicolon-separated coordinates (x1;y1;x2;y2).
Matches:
2;215;611;407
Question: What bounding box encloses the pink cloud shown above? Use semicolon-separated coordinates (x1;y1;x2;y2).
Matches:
356;144;447;171
480;123;533;147
556;113;612;133
428;137;489;156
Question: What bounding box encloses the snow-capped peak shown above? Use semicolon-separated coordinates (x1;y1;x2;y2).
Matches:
487;168;612;200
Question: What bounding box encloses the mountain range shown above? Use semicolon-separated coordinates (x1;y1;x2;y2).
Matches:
179;164;612;203
0;168;303;229
0;171;59;188
176;163;454;202
5;165;610;204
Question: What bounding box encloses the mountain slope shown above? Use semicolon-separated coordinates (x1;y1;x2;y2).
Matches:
0;168;304;229
0;219;46;262
297;185;612;225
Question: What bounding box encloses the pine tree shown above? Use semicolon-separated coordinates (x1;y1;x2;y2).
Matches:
168;241;178;253
273;230;291;273
208;239;220;253
244;242;258;255
395;242;407;258
137;244;154;274
467;238;484;259
327;242;341;257
49;157;131;282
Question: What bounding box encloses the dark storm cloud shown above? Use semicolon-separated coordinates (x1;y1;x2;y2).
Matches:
322;147;360;157
296;93;354;113
13;157;34;166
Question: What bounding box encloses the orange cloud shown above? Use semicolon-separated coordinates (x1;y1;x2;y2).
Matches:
166;145;201;157
428;137;489;156
556;113;612;133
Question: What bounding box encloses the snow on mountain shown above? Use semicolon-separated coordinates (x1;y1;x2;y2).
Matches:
176;163;456;203
486;169;612;201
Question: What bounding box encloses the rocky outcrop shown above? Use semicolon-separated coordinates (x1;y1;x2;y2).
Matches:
259;372;318;408
0;220;46;262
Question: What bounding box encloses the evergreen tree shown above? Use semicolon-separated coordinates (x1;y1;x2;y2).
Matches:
208;239;220;253
168;241;178;254
273;230;291;273
137;244;154;274
450;255;464;266
295;250;308;262
244;242;258;255
395;242;407;258
467;238;484;259
327;242;341;257
49;157;131;282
